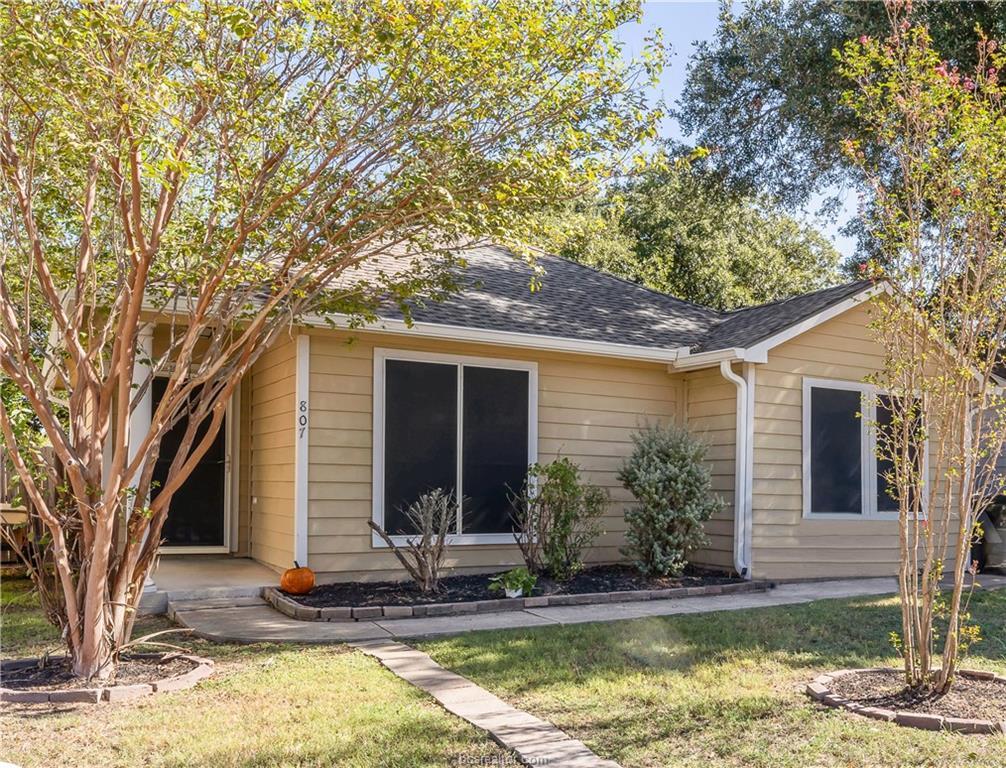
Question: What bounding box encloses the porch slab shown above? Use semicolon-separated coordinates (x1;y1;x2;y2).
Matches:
151;556;278;596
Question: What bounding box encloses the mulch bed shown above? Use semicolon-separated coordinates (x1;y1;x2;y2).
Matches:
292;564;741;608
828;670;1006;722
2;654;197;691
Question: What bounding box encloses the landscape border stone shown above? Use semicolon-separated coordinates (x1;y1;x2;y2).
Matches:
264;579;771;622
0;653;214;705
805;667;1006;735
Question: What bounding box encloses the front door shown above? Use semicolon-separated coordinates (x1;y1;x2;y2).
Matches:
151;378;227;549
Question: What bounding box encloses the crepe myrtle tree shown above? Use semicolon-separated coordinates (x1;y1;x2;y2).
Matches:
840;1;1006;692
0;0;663;679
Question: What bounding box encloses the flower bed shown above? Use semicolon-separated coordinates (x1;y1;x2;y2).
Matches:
0;652;214;704
267;565;769;621
806;668;1006;734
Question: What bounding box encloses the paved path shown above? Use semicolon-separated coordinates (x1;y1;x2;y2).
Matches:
173;576;924;644
353;639;620;768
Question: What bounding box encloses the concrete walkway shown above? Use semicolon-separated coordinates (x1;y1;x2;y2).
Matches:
354;639;620;768
173;576;923;644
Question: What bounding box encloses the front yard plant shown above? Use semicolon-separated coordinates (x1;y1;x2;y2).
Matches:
839;2;1006;694
369;488;456;594
488;567;537;598
510;457;607;581
619;424;723;576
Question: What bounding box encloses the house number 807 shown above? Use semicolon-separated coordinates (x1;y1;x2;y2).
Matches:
298;400;308;438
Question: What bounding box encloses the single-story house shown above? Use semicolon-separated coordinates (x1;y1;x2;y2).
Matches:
142;243;938;584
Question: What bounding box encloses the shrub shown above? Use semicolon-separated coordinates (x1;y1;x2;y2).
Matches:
618;424;723;576
368;488;455;593
510;457;607;580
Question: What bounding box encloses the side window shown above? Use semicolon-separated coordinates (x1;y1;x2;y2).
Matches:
809;386;863;515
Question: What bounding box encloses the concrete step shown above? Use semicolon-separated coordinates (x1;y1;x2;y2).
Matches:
169;595;266;612
142;584;268;617
167;595;267;623
161;584;267;602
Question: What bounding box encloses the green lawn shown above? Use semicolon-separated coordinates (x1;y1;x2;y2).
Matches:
0;575;508;768
420;589;1006;768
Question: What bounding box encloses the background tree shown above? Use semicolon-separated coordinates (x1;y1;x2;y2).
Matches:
678;1;1006;211
0;0;662;679
532;153;842;310
840;4;1006;692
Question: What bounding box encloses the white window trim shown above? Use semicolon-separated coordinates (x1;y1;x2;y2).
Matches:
802;377;929;520
372;347;538;548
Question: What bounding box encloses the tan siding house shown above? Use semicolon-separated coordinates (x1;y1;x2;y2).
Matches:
146;243;968;586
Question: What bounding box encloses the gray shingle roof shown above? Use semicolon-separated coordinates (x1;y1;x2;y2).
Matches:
356;242;875;356
693;280;875;352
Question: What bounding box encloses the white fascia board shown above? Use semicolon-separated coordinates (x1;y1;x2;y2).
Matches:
301;313;683;365
670;347;754;371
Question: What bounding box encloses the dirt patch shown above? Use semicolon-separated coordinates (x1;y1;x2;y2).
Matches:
3;654;197;691
292;564;741;608
828;669;1006;722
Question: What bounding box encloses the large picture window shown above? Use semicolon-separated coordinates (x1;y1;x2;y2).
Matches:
373;349;537;545
803;378;926;518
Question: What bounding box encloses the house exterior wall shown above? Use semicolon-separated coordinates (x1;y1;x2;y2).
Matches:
303;328;686;582
750;302;906;579
684;367;737;571
248;333;298;572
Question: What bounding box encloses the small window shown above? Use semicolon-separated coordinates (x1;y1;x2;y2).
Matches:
375;351;536;544
809;386;863;515
804;379;926;518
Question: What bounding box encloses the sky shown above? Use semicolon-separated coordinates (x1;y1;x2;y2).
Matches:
616;1;859;260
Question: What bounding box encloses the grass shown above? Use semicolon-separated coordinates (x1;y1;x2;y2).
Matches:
0;575;509;768
420;589;1006;768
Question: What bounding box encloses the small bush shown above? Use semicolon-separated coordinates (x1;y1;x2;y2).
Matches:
488;567;537;597
618;424;723;576
510;457;607;580
368;488;455;593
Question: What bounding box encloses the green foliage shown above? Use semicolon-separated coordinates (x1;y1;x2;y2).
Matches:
678;0;1006;211
0;0;666;672
837;8;1006;692
488;566;538;597
531;154;842;310
510;458;607;581
618;424;723;576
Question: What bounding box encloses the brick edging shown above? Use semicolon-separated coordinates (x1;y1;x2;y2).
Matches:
0;653;214;704
806;667;1006;734
265;579;772;622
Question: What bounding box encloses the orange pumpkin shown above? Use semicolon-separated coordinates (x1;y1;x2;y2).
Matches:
280;561;315;595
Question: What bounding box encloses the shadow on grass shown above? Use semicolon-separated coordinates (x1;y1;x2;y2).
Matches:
421;589;1006;697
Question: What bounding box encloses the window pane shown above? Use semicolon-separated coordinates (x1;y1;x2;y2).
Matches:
462;366;529;534
876;395;921;513
810;387;862;514
383;360;457;535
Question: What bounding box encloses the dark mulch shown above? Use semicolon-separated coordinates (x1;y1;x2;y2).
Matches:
2;654;196;691
829;670;1006;722
291;564;741;608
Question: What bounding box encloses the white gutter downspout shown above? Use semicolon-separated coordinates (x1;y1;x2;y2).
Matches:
720;360;753;579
